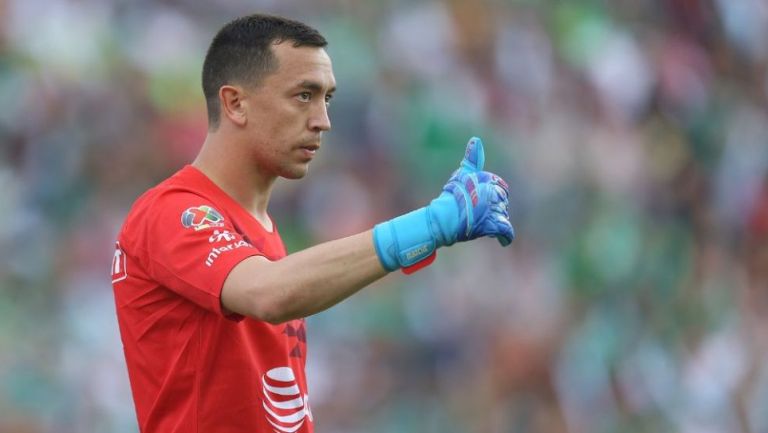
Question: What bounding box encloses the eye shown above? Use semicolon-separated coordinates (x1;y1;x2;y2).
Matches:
297;92;311;102
324;94;333;106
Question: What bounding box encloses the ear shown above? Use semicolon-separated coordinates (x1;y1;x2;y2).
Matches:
219;85;248;127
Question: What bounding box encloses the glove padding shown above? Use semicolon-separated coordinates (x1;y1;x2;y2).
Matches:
373;137;515;272
429;137;514;247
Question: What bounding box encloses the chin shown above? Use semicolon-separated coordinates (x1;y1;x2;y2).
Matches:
281;166;310;180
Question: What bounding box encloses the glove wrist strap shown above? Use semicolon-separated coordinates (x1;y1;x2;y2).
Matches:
373;207;437;272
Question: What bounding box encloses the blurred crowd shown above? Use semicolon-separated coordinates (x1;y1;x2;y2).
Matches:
1;0;768;432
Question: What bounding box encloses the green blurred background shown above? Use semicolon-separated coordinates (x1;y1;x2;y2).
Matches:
1;0;768;432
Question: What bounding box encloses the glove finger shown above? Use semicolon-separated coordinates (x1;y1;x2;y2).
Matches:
460;137;485;173
495;215;515;246
493;184;508;202
494;203;509;216
493;175;509;191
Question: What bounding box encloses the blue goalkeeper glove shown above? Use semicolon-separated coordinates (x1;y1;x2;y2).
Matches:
373;137;515;273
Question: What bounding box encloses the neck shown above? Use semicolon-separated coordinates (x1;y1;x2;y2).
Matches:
192;132;275;230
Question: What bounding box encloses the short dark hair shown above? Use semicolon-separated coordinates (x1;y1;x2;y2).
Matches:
202;14;328;128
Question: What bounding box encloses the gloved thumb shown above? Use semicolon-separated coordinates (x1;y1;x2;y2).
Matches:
460;136;485;173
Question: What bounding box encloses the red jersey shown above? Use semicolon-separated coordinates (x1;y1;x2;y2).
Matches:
112;165;313;433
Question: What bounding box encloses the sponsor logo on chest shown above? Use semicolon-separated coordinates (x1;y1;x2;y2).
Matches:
261;366;312;432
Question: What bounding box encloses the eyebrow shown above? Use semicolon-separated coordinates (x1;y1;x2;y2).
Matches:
298;80;336;94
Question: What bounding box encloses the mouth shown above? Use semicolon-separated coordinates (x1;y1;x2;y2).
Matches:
297;142;320;160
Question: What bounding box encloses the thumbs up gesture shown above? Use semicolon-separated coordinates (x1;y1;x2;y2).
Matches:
432;137;515;247
373;137;514;273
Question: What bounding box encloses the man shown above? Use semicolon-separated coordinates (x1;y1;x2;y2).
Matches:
111;13;514;433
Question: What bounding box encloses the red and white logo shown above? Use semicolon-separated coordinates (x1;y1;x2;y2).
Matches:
262;366;312;433
111;242;128;283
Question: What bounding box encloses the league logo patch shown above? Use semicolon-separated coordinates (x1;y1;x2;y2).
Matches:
181;205;224;231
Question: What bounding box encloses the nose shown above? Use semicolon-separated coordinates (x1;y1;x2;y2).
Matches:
308;102;331;132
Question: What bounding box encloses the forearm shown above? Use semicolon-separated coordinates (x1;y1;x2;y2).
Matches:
222;230;388;323
223;137;513;323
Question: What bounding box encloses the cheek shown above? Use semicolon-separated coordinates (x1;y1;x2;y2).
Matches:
248;100;307;159
272;101;309;130
252;98;295;124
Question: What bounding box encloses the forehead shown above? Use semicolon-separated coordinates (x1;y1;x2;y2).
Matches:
269;42;335;89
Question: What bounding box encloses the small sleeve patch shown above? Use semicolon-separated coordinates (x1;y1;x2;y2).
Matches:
180;205;225;231
111;241;128;283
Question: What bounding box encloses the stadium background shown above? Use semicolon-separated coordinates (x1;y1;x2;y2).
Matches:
1;0;768;432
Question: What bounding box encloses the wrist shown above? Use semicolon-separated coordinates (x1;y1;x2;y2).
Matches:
372;207;438;272
372;193;463;272
426;192;462;247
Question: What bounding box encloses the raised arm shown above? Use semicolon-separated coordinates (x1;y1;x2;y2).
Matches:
221;230;384;323
221;137;515;323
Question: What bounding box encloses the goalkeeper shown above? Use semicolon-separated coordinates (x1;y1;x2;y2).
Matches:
111;13;514;433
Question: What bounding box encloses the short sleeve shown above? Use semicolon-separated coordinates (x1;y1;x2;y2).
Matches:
138;191;263;318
